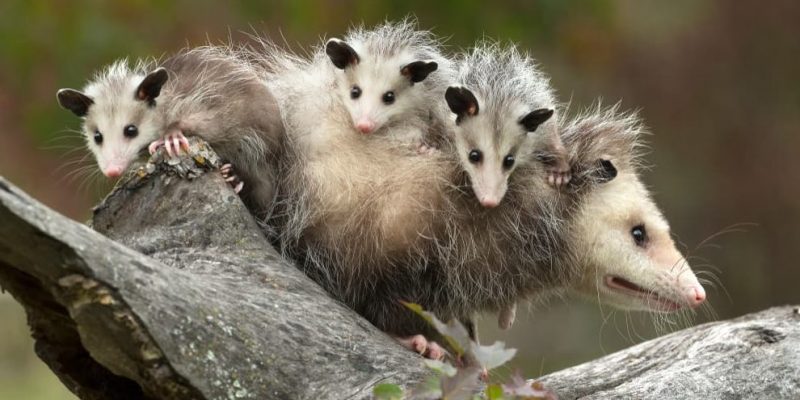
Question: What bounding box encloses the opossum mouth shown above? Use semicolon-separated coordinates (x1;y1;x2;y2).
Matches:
604;275;682;312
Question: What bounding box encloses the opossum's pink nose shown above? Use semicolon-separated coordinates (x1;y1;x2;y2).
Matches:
356;119;376;134
687;285;706;308
479;196;500;208
104;166;124;178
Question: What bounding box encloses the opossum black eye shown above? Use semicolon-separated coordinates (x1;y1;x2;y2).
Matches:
382;91;395;105
93;130;103;145
502;154;515;170
350;86;362;99
123;124;138;139
468;150;482;164
631;225;647;247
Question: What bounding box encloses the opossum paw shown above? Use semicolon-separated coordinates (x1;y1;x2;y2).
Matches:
416;143;439;156
546;168;572;188
395;334;445;360
162;130;191;157
220;163;245;194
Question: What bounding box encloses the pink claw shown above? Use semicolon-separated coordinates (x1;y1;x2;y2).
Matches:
233;182;244;194
148;139;165;155
159;130;190;158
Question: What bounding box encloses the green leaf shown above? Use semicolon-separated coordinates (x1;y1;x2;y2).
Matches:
373;383;404;400
486;384;505;400
410;375;442;400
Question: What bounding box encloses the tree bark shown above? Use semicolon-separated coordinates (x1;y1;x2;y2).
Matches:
538;305;800;399
0;140;797;399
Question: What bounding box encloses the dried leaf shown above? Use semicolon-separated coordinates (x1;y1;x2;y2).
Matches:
424;359;458;377
402;302;470;357
440;365;482;400
471;341;517;370
502;373;555;399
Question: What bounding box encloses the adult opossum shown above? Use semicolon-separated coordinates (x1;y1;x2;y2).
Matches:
331;107;706;358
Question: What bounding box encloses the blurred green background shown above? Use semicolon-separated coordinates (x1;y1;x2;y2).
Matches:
1;0;798;398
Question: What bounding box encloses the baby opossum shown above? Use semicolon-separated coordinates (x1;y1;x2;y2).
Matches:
56;45;284;218
257;20;452;270
323;19;453;147
254;22;456;357
445;43;571;208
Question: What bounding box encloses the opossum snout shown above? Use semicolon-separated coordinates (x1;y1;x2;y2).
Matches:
355;118;376;134
479;195;500;208
103;159;129;179
471;170;507;208
104;165;124;178
685;285;706;308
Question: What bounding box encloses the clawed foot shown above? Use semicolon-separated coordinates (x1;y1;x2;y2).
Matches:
220;163;244;194
395;334;446;360
547;160;572;188
148;130;190;157
416;142;439;156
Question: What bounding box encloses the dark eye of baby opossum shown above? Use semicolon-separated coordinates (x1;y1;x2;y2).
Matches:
468;149;482;164
502;154;515;169
631;224;648;247
382;91;395;105
350;85;362;99
93;130;103;145
124;124;138;139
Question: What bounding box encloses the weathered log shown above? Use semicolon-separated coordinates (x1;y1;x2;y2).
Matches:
0;140;797;399
0;140;428;399
540;305;800;399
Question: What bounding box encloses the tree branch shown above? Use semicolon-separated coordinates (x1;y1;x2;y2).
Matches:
0;139;428;399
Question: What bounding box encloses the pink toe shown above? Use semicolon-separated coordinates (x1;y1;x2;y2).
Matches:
426;342;445;360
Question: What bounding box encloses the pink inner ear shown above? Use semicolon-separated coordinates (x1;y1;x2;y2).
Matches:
468;104;477;116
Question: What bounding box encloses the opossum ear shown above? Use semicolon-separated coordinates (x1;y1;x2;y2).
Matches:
519;108;554;132
596;159;618;183
136;68;169;105
57;89;94;117
325;38;360;69
445;86;479;124
401;60;438;83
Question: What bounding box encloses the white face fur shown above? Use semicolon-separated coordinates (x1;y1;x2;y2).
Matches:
573;167;706;312
446;86;555;208
326;38;438;135
58;68;168;178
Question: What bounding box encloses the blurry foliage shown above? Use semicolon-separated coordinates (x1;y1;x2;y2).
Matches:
0;0;798;399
